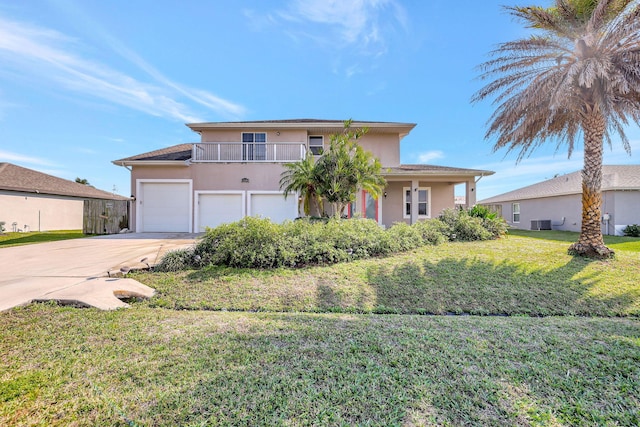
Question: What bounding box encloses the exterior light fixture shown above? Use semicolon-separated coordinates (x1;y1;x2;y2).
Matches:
241;177;250;183
383;191;388;198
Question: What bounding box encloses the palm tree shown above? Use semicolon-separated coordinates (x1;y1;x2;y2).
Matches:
473;0;640;258
314;123;387;217
279;153;323;217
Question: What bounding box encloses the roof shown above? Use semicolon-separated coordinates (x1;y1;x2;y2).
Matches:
113;144;192;164
186;119;416;137
479;165;640;204
0;163;128;200
384;164;495;177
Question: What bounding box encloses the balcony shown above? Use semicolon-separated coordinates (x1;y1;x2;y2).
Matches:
192;142;307;162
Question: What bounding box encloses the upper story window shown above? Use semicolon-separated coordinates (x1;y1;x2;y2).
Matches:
242;132;266;161
404;187;430;218
309;136;324;155
512;203;520;223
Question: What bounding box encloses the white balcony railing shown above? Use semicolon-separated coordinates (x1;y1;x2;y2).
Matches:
192;142;307;162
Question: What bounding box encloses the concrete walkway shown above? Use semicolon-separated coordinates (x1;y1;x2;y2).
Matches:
0;233;198;311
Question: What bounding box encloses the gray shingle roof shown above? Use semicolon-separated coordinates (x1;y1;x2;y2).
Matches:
0;163;128;200
113;144;193;162
479;165;640;204
385;164;495;176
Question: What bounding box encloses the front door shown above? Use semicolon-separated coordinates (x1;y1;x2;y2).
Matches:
362;191;378;222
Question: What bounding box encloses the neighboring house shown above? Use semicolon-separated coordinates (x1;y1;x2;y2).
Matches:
113;119;494;232
479;165;640;235
0;163;129;233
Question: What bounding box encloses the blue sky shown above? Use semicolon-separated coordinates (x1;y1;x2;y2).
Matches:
1;0;638;200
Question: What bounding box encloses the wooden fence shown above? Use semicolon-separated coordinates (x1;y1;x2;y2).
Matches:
83;199;129;234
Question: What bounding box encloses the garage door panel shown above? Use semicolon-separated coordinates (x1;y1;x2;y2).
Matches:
250;193;297;223
140;182;190;232
198;193;244;231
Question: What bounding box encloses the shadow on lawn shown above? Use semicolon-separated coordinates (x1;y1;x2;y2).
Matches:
141;313;640;427
366;255;637;316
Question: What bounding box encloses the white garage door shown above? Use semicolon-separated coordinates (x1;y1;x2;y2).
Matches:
249;193;298;223
197;193;244;231
140;182;190;232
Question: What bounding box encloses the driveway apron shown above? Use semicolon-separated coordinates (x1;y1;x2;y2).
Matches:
0;233;198;311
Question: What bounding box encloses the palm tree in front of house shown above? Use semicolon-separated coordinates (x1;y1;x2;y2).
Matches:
280;153;324;217
473;0;640;258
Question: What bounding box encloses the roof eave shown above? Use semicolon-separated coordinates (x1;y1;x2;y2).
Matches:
112;160;191;167
186;121;417;136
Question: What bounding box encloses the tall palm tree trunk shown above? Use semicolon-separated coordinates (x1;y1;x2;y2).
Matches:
568;110;614;258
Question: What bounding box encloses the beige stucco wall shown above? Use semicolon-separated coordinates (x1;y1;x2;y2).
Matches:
0;191;84;231
381;181;455;226
196;129;401;166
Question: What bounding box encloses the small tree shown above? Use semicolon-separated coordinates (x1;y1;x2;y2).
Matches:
315;121;387;217
280;153;324;216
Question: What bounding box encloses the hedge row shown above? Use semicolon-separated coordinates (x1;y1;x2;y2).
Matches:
156;208;507;271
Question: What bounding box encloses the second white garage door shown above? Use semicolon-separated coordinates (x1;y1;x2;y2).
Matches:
197;192;245;231
249;192;298;223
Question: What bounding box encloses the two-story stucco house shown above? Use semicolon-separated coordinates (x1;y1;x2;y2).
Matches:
113;119;494;232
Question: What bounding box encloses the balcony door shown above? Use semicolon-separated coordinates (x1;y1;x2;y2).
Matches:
242;132;266;161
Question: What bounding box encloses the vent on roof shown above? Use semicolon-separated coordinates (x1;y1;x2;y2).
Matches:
531;220;552;231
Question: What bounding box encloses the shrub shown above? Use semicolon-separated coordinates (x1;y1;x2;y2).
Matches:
387;222;423;252
468;204;498;220
161;207;503;271
623;224;640;237
453;213;492;241
437;207;506;241
197;217;290;268
155;248;198;272
412;219;448;245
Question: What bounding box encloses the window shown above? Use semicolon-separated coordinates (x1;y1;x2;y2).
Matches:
242;132;266;160
512;203;520;223
309;136;323;155
404;187;430;218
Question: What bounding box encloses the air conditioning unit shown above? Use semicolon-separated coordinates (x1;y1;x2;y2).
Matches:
531;220;552;230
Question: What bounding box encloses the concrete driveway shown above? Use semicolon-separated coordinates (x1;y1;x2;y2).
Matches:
0;233;198;311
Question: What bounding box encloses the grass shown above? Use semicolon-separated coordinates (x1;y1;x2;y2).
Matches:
1;231;639;426
1;305;638;426
509;229;640;252
137;232;640;316
0;230;87;248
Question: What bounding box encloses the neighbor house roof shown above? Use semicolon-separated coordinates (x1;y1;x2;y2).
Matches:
479;165;640;204
112;144;192;165
384;164;495;177
186;119;416;137
0;163;128;200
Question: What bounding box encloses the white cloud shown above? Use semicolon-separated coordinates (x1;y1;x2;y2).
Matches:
0;14;246;122
0;150;57;166
251;0;407;56
417;150;445;163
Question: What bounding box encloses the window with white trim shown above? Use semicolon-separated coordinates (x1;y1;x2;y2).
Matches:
512;203;520;223
403;187;430;218
309;136;324;155
242;132;266;160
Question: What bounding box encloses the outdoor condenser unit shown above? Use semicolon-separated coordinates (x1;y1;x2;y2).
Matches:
531;220;552;230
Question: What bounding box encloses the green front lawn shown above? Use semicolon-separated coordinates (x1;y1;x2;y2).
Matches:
1;306;638;426
138;233;640;316
1;231;639;426
0;230;87;248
